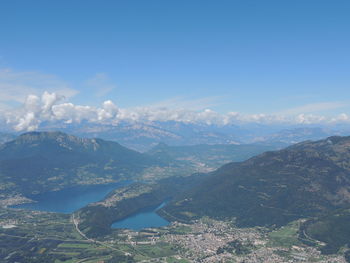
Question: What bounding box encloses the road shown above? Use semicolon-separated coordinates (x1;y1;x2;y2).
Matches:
71;212;128;254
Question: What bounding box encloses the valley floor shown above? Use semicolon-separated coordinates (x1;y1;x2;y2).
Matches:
0;208;347;263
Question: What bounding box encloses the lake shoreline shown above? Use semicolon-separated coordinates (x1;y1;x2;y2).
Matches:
111;201;169;231
10;180;133;214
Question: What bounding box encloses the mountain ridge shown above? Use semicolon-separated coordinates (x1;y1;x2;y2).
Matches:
0;131;156;199
160;135;350;227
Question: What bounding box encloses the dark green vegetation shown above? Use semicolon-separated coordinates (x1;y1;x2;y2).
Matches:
78;174;206;237
217;240;254;255
301;208;350;255
161;136;350;229
0;131;278;202
0;131;156;197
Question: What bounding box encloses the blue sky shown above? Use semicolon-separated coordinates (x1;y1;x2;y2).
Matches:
0;0;350;130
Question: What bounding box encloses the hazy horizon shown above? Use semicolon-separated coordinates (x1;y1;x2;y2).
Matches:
1;1;350;132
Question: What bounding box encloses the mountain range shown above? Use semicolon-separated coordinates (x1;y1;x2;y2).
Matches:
0;131;276;201
2;130;350;255
161;136;350;228
30;120;350;151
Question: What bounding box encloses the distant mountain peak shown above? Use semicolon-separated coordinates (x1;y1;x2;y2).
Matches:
13;131;102;150
19;131;82;142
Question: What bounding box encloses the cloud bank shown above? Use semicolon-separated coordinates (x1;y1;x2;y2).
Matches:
3;91;350;131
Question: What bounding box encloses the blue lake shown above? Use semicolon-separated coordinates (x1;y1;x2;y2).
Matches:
111;202;169;231
11;181;132;214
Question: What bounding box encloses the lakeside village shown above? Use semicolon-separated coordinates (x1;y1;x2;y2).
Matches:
1;207;346;263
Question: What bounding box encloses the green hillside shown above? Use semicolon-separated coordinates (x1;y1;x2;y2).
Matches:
161;136;350;227
0;131;156;198
301;208;350;255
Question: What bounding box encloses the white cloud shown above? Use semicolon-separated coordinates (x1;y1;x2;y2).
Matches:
3;91;350;131
294;114;326;124
14;112;38;132
2;68;349;131
97;100;119;121
330;113;350;123
52;103;98;124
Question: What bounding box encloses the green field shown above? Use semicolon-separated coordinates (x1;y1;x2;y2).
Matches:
268;221;302;248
